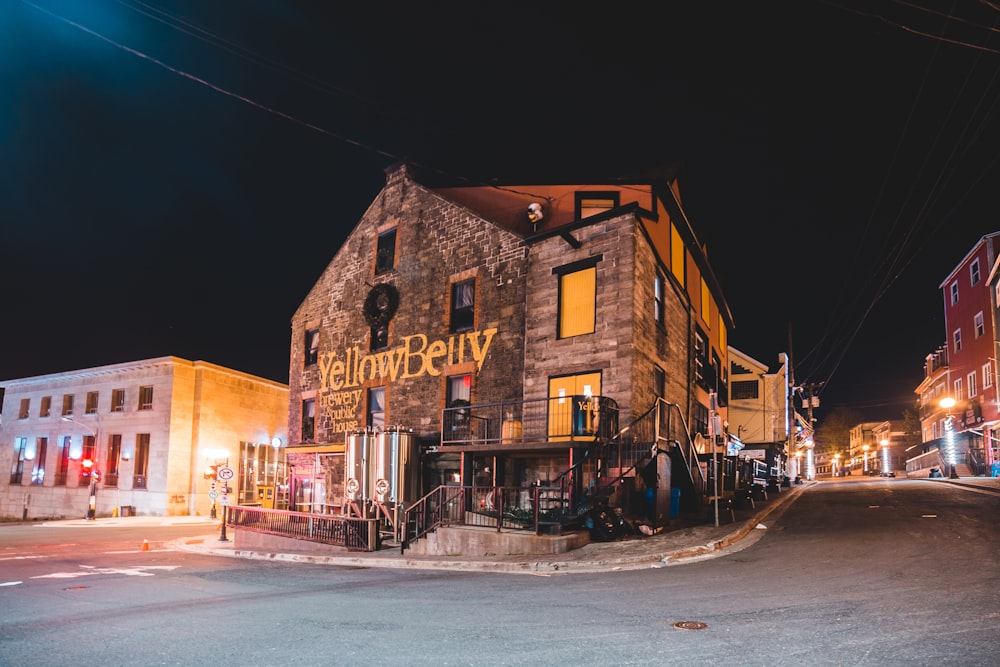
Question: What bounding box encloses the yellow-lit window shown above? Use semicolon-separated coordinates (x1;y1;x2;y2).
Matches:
670;224;685;287
700;278;710;324
548;373;602;438
559;267;596;338
718;316;727;351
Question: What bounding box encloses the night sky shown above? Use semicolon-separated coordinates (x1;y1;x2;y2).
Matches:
4;1;1000;422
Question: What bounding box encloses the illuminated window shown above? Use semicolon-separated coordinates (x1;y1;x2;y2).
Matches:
305;328;319;366
31;437;47;486
138;386;153;411
953;329;962;353
85;391;99;414
368;387;385;430
970;258;980;285
40;396;51;418
62;394;74;416
18;398;29;420
447;374;472;405
10;438;27;484
80;435;96;485
450;279;475;332
375;229;397;275
111;389;125;413
554;258;600;339
301;399;315;442
654;271;665;327
670;224;686;288
974;311;984;338
575;191;619;219
133;434;149;489
700;278;710;324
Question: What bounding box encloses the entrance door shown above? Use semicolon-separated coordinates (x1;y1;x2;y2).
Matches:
548;372;601;438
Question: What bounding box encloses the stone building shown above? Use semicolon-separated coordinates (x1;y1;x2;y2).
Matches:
286;163;735;526
1;357;287;519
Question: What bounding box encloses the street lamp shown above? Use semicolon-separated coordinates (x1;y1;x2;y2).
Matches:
62;416;99;520
862;444;870;473
880;438;890;475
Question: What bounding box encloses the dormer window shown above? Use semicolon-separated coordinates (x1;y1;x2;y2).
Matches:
575;191;619;220
375;229;397;275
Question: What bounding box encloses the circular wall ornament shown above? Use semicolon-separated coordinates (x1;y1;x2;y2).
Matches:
363;283;400;328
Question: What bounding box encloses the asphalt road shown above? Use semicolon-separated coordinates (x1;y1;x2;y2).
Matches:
1;478;997;666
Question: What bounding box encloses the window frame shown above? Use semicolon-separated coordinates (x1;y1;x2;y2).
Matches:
449;278;476;333
574;191;620;220
970;258;981;285
983;362;994;389
968;371;977;398
85;391;99;415
974;311;984;339
553;256;601;340
304;328;320;366
950;280;959;305
40;396;51;418
111;389;126;413
18;398;30;420
375;228;397;275
953;328;962;353
301;399;316;443
654;270;665;328
138;386;154;411
62;394;74;416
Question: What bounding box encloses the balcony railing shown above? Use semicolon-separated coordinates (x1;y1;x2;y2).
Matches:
441;395;619;447
226;505;380;551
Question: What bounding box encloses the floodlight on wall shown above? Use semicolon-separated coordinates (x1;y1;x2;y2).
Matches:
527;202;544;227
271;437;283;449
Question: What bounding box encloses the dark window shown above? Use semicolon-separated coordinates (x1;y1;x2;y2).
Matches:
450;279;475;332
713;351;727;407
138;386;153;410
302;399;315;442
111;389;125;413
55;436;70;486
133;434;149;489
105;435;121;488
18;398;29;419
375;229;397;275
85;391;99;414
31;437;47;486
731;380;760;400
692;403;709;437
305;328;320;366
40;396;51;417
654;366;666;399
694;329;710;391
370;324;389;351
62;394;74;416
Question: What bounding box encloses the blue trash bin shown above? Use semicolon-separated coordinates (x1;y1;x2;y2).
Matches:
669;488;681;518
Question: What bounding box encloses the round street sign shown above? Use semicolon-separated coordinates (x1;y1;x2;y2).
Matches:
217;466;235;481
208;490;219;499
220;495;230;506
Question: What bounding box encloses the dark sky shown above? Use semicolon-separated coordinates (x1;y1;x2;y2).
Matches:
4;1;1000;422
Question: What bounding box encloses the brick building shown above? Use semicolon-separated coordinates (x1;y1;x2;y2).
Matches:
1;357;287;519
286;164;735;525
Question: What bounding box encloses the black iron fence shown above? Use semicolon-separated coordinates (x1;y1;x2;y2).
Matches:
226;505;380;551
401;484;569;551
442;395;619;447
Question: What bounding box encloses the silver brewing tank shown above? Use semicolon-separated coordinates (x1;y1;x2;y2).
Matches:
344;430;373;503
372;428;416;506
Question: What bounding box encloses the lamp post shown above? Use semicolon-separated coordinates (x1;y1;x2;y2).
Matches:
862;444;870;473
62;416;99;520
879;438;889;475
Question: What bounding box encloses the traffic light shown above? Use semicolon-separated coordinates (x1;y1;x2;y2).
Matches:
81;458;94;478
204;465;218;480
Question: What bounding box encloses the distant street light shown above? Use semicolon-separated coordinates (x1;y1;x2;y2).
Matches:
62;416;99;520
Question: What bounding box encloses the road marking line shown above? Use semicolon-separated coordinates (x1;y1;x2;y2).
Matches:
1;581;23;587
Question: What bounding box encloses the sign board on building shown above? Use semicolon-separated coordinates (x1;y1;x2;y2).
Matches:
738;449;767;460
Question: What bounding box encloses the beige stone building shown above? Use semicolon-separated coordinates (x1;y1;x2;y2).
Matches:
1;357;287;519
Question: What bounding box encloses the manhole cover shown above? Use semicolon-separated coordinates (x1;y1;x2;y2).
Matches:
673;621;708;630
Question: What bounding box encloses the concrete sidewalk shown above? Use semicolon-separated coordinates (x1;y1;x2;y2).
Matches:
169;484;809;575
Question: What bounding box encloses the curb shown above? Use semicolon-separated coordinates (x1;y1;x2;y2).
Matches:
171;484;809;574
